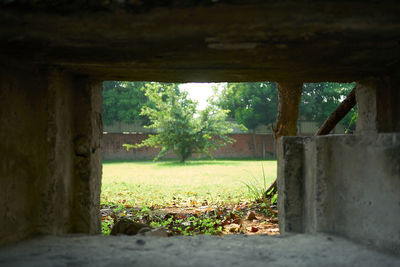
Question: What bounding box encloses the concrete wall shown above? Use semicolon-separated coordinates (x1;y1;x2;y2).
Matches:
0;67;49;245
102;133;276;160
0;67;102;246
278;77;400;253
1;2;400;252
278;134;400;253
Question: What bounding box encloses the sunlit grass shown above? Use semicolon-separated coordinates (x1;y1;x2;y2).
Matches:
101;159;277;207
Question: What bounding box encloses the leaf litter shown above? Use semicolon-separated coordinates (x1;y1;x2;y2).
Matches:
101;196;279;236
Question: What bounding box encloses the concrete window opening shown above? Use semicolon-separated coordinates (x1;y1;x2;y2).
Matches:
101;81;280;237
1;1;400;265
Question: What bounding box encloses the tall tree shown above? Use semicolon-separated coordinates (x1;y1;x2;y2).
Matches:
102;81;150;126
213;82;278;156
300;82;356;127
273;82;302;140
124;83;234;163
215;82;278;129
215;82;356;132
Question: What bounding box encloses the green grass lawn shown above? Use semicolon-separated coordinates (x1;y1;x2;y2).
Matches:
101;159;277;207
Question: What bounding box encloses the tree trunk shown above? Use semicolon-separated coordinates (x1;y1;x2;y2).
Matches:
272;82;303;140
267;82;303;194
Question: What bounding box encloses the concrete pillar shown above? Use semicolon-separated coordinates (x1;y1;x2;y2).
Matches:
0;66;102;245
277;137;307;233
0;66;48;245
71;76;103;234
356;76;400;133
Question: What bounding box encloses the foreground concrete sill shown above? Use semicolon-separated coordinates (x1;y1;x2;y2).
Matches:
0;234;398;267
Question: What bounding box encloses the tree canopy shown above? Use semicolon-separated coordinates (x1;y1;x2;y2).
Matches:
123;83;234;163
300;82;356;127
103;81;357;136
212;82;278;131
102;81;150;126
214;82;356;132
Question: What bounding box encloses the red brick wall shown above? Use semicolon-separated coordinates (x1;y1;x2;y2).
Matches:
102;133;276;160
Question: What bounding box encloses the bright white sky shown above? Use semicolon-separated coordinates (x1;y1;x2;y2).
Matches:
180;83;220;110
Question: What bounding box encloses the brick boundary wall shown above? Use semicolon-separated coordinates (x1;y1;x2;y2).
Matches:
102;133;278;160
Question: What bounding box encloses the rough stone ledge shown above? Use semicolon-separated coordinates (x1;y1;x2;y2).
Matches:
0;234;398;267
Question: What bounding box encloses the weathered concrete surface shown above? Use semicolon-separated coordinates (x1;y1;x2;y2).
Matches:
1;0;400;258
278;134;400;254
277;137;306;233
0;67;102;246
0;234;399;267
356;77;400;133
0;66;49;245
71;77;103;234
1;1;400;82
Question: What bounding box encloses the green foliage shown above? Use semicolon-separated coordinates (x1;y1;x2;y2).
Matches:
242;166;268;202
270;192;278;205
300;82;357;126
267;187;278;206
150;215;223;236
213;82;278;130
346;112;358;133
102;81;150;126
101;217;113;235
214;82;356;131
241;166;275;215
124;83;234;163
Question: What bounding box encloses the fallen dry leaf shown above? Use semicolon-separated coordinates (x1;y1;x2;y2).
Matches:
228;212;239;220
222;220;231;226
251;227;259;233
232;218;243;225
270;218;279;223
175;214;186;220
247;212;257;220
228;225;240;233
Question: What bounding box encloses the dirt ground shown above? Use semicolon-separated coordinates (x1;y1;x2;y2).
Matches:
101;200;279;236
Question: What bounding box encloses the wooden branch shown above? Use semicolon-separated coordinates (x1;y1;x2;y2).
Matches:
316;87;356;136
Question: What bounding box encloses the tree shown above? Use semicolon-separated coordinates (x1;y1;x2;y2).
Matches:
213;82;278;156
215;82;357;132
215;82;278;129
300;82;357;127
102;81;150;126
124;83;234;163
273;82;302;140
